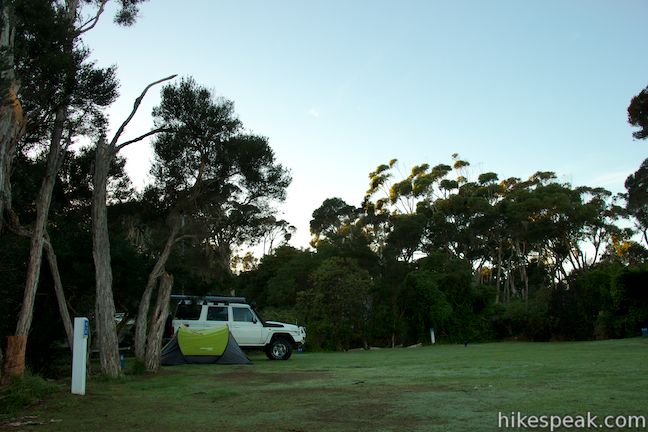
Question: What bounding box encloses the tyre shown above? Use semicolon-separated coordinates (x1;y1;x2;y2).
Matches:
265;337;292;360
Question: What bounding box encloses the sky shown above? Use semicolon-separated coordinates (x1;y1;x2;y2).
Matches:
81;0;648;250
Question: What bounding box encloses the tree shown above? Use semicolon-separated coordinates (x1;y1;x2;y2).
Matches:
2;0;130;378
628;85;648;140
236;245;316;312
132;77;290;363
255;217;294;256
310;197;358;246
298;257;372;350
625;158;648;246
144;272;173;372
0;0;25;235
92;74;175;376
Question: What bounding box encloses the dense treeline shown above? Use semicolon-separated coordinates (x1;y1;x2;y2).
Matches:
238;157;648;350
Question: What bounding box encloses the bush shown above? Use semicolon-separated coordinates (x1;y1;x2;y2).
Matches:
0;373;59;417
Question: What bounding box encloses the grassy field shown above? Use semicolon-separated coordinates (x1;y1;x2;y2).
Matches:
4;338;648;431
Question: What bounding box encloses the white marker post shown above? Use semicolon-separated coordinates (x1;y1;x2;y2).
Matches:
71;317;89;395
430;327;436;345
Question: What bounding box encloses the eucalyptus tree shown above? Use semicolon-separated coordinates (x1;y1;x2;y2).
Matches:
2;4;80;377
91;74;175;376
625;158;648;246
2;0;146;378
628;85;648;140
0;0;23;234
310;197;358;247
200;132;291;273
259;217;295;256
132;78;290;362
626;87;648;245
363;159;455;259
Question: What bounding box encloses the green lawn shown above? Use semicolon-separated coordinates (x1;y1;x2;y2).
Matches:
6;338;648;431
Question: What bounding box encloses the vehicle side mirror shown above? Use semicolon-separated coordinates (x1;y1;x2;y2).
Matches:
252;317;258;324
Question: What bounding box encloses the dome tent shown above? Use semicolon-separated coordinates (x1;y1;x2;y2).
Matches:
161;325;252;365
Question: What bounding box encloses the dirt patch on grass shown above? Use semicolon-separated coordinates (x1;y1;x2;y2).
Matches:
253;383;452;431
266;382;465;397
312;399;419;431
214;368;331;385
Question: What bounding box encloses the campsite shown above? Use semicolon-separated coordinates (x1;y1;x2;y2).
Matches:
3;338;648;431
1;1;648;430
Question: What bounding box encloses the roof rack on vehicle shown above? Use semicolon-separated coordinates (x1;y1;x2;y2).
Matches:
170;294;247;304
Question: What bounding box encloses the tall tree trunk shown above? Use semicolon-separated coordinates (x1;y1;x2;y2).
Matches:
2;336;25;383
134;222;180;361
495;239;503;304
4;108;65;378
43;237;73;349
508;253;516;300
92;140;120;377
91;75;175;376
144;272;173;373
515;240;529;304
2;0;81;379
0;2;23;235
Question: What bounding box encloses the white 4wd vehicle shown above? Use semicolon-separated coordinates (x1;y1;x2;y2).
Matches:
170;295;306;360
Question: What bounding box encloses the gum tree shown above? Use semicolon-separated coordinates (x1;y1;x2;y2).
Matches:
133;78;290;362
2;0;134;378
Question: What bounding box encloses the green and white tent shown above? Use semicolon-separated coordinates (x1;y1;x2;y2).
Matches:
161;325;252;365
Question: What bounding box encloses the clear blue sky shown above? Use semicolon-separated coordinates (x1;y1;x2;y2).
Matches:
82;0;648;249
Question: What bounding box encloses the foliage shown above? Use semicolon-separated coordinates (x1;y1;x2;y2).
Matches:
625;158;648;245
0;372;59;416
149;77;291;270
297;257;372;350
309;197;358;247
628;85;648;140
401;252;494;344
237;155;646;349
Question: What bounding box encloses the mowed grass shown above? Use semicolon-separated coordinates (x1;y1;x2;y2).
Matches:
7;338;648;431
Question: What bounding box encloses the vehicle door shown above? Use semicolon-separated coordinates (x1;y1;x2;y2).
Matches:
228;306;262;346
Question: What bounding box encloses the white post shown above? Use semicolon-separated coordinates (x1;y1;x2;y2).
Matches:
430;327;436;345
71;317;89;395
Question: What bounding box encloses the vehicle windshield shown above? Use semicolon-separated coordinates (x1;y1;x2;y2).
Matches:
250;306;266;325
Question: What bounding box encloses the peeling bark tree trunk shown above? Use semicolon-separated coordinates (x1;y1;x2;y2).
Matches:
2;0;80;378
92;139;121;377
144;272;173;373
44;237;74;349
134;222;180;361
2;336;26;381
495;239;503;304
4;107;65;378
515;240;529;305
507;251;516;300
91;75;176;377
0;22;22;388
0;3;23;235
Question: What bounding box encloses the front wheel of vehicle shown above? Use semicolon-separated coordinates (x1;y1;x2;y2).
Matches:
265;338;292;360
